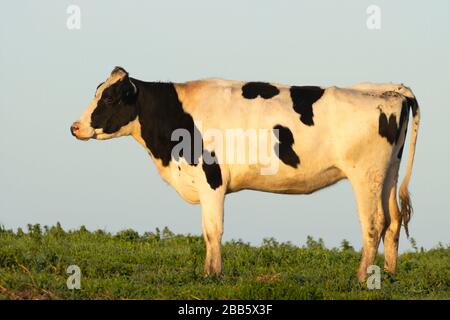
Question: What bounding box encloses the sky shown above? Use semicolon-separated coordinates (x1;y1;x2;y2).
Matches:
1;0;449;251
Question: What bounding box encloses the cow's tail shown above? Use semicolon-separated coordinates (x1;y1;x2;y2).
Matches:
398;89;420;238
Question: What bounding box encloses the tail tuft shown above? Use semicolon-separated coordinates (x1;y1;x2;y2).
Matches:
399;188;413;238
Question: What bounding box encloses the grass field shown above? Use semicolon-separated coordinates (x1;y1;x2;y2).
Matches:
0;224;448;300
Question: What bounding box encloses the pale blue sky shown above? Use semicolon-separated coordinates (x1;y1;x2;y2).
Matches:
1;0;449;250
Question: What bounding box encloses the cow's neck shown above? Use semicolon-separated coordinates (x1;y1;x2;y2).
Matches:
129;79;196;182
131;78;201;159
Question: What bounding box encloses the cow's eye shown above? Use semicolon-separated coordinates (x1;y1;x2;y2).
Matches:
104;97;114;104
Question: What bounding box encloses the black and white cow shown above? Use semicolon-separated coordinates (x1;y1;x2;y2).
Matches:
71;67;420;281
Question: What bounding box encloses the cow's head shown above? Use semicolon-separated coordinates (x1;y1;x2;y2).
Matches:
71;67;139;141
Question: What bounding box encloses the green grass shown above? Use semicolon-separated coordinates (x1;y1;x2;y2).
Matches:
0;224;448;300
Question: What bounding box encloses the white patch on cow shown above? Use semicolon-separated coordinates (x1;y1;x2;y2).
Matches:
93;119;138;140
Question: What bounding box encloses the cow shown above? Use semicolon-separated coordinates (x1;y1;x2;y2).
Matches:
71;67;420;281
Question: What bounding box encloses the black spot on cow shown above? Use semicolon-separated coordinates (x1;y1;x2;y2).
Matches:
397;100;409;141
242;82;280;99
406;97;419;117
378;112;398;145
378;100;409;146
395;100;410;159
290;86;325;126
135;80;202;167
202;150;223;190
273;124;300;168
91;77;139;134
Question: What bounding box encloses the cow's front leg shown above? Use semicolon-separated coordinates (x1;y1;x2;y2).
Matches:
199;187;225;277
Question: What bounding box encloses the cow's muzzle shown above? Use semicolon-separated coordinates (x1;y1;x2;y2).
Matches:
70;122;80;137
70;121;93;140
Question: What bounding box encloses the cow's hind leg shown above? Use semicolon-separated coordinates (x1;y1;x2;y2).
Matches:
349;170;386;282
199;187;225;277
382;161;401;274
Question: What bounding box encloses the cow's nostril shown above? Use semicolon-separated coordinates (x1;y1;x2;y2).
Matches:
70;122;80;136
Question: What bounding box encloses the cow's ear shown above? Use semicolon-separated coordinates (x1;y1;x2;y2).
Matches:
121;77;138;103
111;66;128;76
